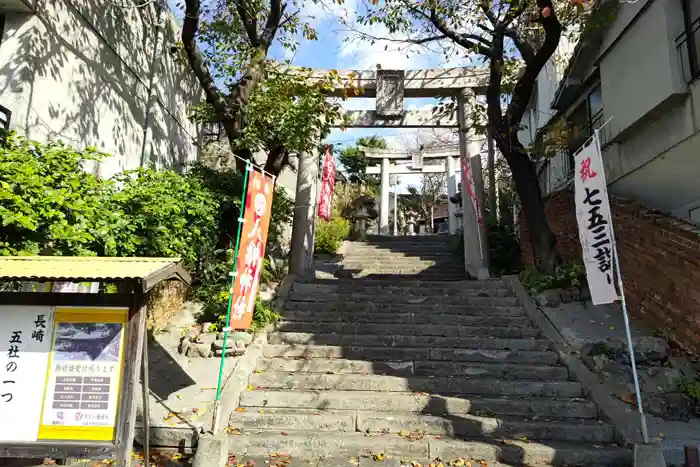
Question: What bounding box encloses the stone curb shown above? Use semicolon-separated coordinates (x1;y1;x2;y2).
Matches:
502;275;644;448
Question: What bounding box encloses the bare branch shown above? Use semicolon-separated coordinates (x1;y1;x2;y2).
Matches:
279;9;301;29
427;7;491;55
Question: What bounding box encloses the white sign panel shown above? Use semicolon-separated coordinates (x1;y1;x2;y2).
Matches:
574;137;619;305
0;306;55;442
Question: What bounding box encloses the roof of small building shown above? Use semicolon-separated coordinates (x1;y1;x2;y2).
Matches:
0;256;191;292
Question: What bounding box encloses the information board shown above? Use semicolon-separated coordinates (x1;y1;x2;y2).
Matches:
0;306;128;444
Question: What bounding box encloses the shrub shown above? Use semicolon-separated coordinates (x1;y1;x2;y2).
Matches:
487;221;522;276
110;167;220;267
0;133;291;332
197;287;279;332
0;133;115;256
520;262;587;295
315;217;350;254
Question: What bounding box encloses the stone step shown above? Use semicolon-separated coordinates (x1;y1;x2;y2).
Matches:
291;288;513;300
267;333;549;352
287;293;518;307
262;345;559;364
282;301;526;317
292;283;512;297
226;431;632;465
256;358;568;380
356;412;614;443
338;268;466;275
275;321;541;339
281;310;533;328
342;253;458;260
340;257;464;271
337;272;467;281
240;390;599;419
303;278;508;289
228;408;614;443
248;373;583;397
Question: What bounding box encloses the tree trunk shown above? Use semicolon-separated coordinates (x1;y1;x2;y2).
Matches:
502;146;558;274
487;131;497;223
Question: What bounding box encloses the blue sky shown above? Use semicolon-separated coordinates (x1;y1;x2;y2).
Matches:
168;0;469;192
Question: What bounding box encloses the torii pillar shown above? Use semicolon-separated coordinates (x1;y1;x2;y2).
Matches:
458;89;490;279
379;157;391;234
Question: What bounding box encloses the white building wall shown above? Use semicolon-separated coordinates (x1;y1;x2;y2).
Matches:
0;0;202;179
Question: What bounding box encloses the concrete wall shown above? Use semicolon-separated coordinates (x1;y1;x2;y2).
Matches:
0;0;202;179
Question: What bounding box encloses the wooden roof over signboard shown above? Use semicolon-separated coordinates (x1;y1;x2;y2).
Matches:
0;256;191;292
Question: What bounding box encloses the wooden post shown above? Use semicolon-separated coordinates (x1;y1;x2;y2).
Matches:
142;331;151;466
116;284;147;467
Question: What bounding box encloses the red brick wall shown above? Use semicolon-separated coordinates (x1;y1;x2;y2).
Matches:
519;189;700;354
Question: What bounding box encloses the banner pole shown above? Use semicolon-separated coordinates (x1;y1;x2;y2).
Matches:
593;127;649;444
211;162;251;434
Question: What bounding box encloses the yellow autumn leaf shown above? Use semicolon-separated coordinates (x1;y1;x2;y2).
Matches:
398;430;410;437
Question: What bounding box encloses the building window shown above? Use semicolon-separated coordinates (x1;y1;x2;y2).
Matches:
677;0;700;83
565;84;604;172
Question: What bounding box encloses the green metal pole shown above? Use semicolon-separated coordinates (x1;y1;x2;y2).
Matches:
215;163;251;403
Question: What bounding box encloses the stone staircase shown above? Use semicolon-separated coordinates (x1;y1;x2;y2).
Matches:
335;235;466;281
227;273;633;465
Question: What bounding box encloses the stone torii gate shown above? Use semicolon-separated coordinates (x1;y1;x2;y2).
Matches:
360;145;463;236
289;66;491;280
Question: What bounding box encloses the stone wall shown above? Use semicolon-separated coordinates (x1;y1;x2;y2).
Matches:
519;189;700;354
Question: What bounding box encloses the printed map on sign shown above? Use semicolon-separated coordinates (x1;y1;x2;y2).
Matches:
38;307;127;442
229;169;275;330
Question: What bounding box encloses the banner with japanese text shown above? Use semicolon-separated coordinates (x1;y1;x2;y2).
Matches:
460;153;483;226
229;169;275;330
574;137;619;305
317;145;336;222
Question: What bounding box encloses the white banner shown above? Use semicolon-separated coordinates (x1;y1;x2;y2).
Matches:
0;306;55;442
574;136;619;305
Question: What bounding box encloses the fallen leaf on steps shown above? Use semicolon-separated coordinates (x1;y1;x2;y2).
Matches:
235;407;246;412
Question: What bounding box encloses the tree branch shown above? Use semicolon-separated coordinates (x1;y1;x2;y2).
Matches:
427;7;491;55
261;0;285;49
234;0;259;46
486;32;505;140
504;28;534;62
506;0;562;129
182;0;229;119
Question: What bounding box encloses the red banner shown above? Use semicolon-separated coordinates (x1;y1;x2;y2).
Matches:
461;154;484;226
229;169;275;330
317;145;336;222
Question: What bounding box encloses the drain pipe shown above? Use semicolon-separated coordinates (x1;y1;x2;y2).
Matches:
139;1;165;167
